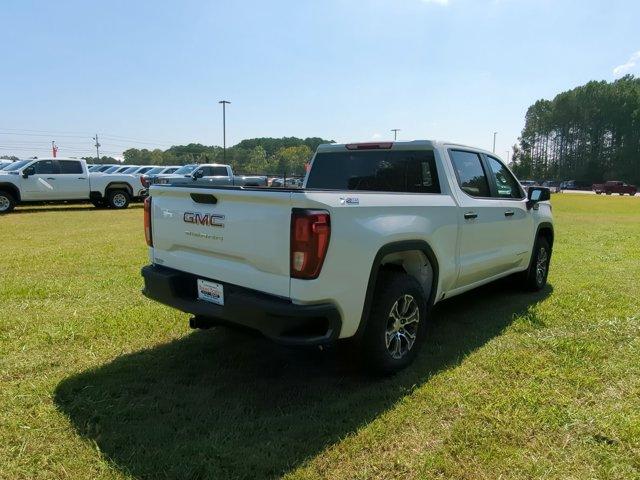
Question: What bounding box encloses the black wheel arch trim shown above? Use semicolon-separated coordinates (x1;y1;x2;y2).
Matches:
0;183;21;202
354;240;440;339
105;182;133;197
526;222;554;272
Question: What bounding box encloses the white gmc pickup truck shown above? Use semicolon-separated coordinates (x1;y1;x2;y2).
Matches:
0;158;146;213
141;141;553;373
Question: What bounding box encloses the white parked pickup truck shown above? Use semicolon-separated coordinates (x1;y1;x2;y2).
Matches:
0;158;146;213
154;163;267;187
141;141;553;373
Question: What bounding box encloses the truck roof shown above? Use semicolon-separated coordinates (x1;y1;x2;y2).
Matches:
316;140;500;158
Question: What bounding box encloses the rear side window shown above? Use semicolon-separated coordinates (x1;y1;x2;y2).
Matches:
486;156;523;199
449;150;490;197
58;160;83;174
306;150;440;193
200;166;228;176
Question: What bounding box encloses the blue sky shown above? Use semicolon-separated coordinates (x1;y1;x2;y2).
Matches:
1;0;639;160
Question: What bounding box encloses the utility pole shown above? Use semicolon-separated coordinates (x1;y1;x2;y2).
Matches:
493;132;497;153
391;129;400;141
93;134;101;162
218;100;231;161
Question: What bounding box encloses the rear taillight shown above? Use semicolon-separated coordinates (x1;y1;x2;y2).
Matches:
290;209;330;279
144;196;153;247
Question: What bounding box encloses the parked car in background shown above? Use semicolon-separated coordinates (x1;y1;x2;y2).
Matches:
592;180;637;196
542;181;561;193
155;164;267;187
520;180;538;193
141;140;553;373
270;176;304;188
140;166;180;189
561;180;591;191
0;158;146;213
92;165;116;173
0;161;18;171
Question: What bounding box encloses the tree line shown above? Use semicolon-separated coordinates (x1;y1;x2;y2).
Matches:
86;136;333;176
511;75;640;185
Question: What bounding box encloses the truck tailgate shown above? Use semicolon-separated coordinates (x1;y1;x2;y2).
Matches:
149;186;293;298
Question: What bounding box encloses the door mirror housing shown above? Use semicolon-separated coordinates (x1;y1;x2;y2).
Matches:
22;166;35;178
526;186;551;209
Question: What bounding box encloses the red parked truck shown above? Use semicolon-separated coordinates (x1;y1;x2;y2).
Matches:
592;181;637;196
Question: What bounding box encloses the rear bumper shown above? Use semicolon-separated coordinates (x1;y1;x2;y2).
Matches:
141;265;341;346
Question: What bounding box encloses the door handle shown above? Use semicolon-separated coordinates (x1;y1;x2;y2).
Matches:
78;177;86;180
464;212;478;220
46;177;56;180
504;210;515;217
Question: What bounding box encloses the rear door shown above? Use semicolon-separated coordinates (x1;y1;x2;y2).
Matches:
150;186;293;298
55;160;90;199
448;149;514;287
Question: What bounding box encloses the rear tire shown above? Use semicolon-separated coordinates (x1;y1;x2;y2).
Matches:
522;237;551;291
360;271;428;375
0;190;16;214
106;190;130;209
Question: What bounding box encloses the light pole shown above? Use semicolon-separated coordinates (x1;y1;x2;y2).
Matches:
492;132;497;153
218;100;231;161
506;150;510;163
391;129;400;141
93;134;100;161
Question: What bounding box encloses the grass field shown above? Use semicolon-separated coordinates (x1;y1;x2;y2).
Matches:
1;195;639;480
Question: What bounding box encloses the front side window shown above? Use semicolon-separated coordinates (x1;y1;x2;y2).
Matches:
486;156;523;199
306;149;440;193
449;150;490;197
35;160;56;174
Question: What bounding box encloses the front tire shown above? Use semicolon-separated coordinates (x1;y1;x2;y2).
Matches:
0;190;16;214
106;189;130;209
522;237;551;291
361;271;428;374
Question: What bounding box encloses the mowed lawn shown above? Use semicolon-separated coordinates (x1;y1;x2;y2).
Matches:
0;195;639;480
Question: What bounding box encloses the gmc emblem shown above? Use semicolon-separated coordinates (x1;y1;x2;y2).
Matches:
183;212;225;228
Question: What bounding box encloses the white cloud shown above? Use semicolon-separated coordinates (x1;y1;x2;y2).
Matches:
421;0;450;4
371;132;381;139
613;50;640;77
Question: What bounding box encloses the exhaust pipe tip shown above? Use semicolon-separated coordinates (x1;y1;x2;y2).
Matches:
189;316;215;330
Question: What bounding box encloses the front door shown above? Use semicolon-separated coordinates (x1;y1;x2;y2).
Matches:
448;150;515;288
21;160;60;200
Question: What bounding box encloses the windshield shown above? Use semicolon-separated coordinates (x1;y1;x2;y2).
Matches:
163;167;178;174
3;160;31;171
173;165;197;175
122;166;139;174
146;167;164;175
104;166;120;173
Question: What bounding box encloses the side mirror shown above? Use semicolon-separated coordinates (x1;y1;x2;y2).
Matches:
22;166;35;179
527;186;551;209
192;170;204;180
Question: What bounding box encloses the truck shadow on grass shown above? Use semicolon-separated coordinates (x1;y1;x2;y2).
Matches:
55;280;552;480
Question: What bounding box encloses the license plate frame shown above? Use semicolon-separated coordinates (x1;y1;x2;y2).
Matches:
197;278;224;306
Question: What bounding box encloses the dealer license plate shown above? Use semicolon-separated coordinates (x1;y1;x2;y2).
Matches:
197;279;224;305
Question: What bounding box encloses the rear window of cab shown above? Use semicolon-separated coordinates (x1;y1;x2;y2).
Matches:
306;149;440;193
